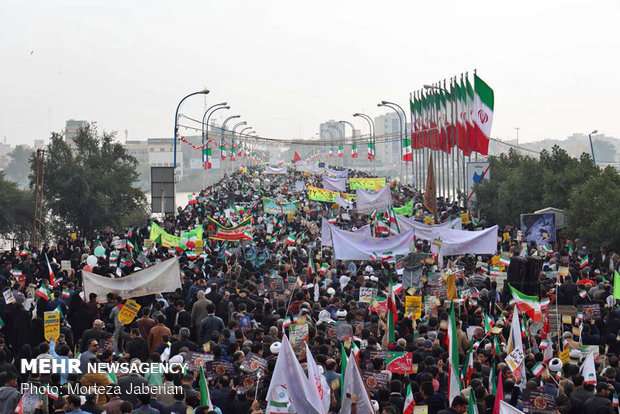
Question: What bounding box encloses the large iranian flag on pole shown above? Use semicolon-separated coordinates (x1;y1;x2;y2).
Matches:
439;89;450;153
421;92;428;149
447;302;462;404
466;75;476;152
457;77;471;156
473;73;493;156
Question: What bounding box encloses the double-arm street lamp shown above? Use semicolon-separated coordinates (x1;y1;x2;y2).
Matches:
174;89;209;168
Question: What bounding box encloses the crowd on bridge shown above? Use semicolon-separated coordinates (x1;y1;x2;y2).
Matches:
0;165;619;414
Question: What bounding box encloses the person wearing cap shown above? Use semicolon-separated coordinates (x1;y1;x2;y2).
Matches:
583;382;615;414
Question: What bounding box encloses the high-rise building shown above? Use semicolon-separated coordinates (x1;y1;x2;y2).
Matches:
374;113;411;167
64;120;88;147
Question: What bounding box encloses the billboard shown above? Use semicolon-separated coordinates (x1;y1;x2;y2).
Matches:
466;161;491;200
151;167;175;213
520;213;556;245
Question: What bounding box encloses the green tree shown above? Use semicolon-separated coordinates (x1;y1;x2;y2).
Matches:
566;166;620;251
5;145;34;186
475;148;544;225
0;171;34;243
33;125;147;235
475;146;620;250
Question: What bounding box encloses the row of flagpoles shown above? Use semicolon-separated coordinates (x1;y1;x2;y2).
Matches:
317;70;494;204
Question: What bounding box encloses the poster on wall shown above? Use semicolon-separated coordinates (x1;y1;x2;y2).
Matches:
466;161;491;201
520;213;556;245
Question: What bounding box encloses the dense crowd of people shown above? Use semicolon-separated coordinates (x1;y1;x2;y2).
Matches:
0;165;618;414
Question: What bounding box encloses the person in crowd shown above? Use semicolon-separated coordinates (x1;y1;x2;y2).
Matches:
0;166;617;414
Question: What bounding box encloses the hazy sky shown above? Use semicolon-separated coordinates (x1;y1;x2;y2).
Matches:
1;0;619;147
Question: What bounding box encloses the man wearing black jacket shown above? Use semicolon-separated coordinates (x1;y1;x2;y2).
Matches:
170;327;198;357
125;328;150;362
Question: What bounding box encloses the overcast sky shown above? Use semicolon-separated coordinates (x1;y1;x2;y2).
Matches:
1;0;619;147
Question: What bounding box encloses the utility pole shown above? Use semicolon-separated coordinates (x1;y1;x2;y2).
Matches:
32;149;45;250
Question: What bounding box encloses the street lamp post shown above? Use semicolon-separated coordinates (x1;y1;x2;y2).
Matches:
378;102;404;182
200;103;229;188
221;115;240;175
381;100;409;185
232;121;247;171
201;103;228;169
241;130;256;165
588;130;598;165
328;124;344;167
353;113;375;174
173;89;209;168
339;120;356;167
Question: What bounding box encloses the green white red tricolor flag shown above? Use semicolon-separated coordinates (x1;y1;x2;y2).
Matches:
402;135;412;161
351;143;358;158
472;73;493;156
36;285;52;301
509;285;543;322
403;384;415;414
46;254;56;287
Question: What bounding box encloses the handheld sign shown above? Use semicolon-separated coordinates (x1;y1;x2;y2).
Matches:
117;299;141;325
44;311;60;342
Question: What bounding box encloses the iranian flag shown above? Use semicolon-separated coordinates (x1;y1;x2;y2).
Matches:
472;73;493;155
402;135;412;161
36;285;52;301
403;384;415;414
205;147;212;169
328;147;333;158
351;143;358;158
337;146;343;158
199;366;214;410
464;342;475;386
580;255;589;269
447;302;462;404
285;234;297;245
509;285;542;322
46;254;56;287
531;362;545;377
483;313;494;333
307;253;314;279
229;147;235;161
488;363;497;394
456;78;471;156
367;142;375;160
387;277;398;346
127;240;135;251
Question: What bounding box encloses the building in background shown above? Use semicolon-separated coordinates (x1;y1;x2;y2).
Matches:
33;139;45;150
125;140;148;164
64;120;88;147
374;113;410;167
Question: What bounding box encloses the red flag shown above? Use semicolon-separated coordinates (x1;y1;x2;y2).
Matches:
14;395;23;413
492;371;503;414
293;151;301;162
46;254;56;287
